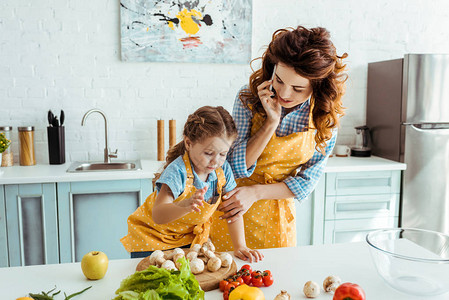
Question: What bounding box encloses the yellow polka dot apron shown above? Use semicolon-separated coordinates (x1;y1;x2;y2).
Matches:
210;100;316;251
121;152;226;252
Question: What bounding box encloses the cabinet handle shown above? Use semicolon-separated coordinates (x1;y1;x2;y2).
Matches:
334;200;390;214
336;177;391;189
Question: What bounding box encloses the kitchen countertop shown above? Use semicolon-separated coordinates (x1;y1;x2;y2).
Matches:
0;160;165;185
0;156;405;185
324;155;406;173
2;241;446;299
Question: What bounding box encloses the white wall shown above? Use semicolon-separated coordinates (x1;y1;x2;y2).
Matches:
1;0;449;163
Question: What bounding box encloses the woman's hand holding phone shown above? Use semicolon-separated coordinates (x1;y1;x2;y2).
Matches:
268;64;277;96
257;64;281;124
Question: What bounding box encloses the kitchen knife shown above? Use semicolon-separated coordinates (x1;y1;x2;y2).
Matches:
48;110;54;126
60;110;65;126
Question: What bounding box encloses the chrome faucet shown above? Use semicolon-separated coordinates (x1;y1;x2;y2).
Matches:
81;109;117;163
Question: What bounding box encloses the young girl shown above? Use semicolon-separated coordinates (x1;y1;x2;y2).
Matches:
121;106;263;262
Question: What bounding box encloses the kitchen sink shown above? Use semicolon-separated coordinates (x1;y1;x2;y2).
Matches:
66;160;142;172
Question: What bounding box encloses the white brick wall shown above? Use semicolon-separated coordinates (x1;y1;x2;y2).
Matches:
1;0;449;163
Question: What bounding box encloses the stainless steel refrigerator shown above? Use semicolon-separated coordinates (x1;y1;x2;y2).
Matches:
366;54;449;234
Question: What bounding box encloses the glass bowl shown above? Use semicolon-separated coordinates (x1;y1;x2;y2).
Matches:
366;228;449;296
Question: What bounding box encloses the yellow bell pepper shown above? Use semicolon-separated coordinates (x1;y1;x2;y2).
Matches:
229;284;265;300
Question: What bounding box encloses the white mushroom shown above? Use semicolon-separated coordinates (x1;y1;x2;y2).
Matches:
191;244;202;253
190;258;205;274
219;253;233;267
173;251;185;260
172;248;184;256
164;251;174;260
201;245;209;254
204;249;216;259
323;275;341;293
155;256;166;267
149;250;164;265
161;260;177;271
274;290;291;300
173;253;185;269
303;281;320;298
207;256;222;272
204;239;216;252
199;255;209;264
186;251;198;262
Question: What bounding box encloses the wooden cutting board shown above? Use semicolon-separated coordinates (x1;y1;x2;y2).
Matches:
136;249;237;291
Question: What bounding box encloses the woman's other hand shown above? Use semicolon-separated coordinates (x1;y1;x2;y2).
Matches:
219;186;257;223
257;80;281;124
176;186;207;212
234;245;264;263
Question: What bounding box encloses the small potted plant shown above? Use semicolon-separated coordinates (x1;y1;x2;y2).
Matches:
0;132;11;165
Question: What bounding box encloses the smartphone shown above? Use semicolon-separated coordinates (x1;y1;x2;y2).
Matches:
269;64;277;96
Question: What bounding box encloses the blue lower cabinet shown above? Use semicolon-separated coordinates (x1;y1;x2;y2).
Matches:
57;179;151;263
314;170;402;245
3;183;59;267
0;185;8;267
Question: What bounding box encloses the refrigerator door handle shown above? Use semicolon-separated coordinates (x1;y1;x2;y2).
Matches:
402;123;449;130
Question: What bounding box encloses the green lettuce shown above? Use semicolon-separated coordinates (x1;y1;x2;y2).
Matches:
113;257;204;300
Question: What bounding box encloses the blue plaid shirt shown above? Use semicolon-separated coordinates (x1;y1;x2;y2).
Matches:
227;86;337;202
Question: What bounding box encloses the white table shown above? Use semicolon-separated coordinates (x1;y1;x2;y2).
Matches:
1;242;447;299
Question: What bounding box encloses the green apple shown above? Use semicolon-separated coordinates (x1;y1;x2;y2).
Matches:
81;251;109;280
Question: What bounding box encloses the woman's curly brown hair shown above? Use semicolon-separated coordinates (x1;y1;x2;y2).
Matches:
241;26;348;153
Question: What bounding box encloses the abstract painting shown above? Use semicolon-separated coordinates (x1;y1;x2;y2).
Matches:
120;0;252;64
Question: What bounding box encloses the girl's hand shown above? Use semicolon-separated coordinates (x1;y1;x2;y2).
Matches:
234;245;264;263
176;186;207;212
219;186;257;223
257;80;282;124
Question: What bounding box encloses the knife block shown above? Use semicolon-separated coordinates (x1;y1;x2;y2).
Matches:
47;126;65;164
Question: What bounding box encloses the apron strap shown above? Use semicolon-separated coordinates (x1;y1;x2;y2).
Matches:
182;152;195;187
215;167;226;192
192;222;211;246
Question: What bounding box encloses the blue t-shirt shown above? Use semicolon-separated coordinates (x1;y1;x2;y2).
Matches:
155;156;237;203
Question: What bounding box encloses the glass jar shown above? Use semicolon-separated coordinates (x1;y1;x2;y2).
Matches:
18;126;36;166
0;126;13;167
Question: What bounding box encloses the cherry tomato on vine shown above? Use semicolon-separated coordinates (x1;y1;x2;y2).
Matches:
223;290;229;300
240;264;252;273
219;280;229;292
241;271;252;285
251;270;262;278
262;270;274;287
251;274;264;287
234;277;244;285
225;282;239;293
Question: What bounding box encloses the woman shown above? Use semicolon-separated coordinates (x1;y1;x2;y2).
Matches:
210;26;348;251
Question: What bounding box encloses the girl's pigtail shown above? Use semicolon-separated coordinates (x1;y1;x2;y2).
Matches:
154;141;186;181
